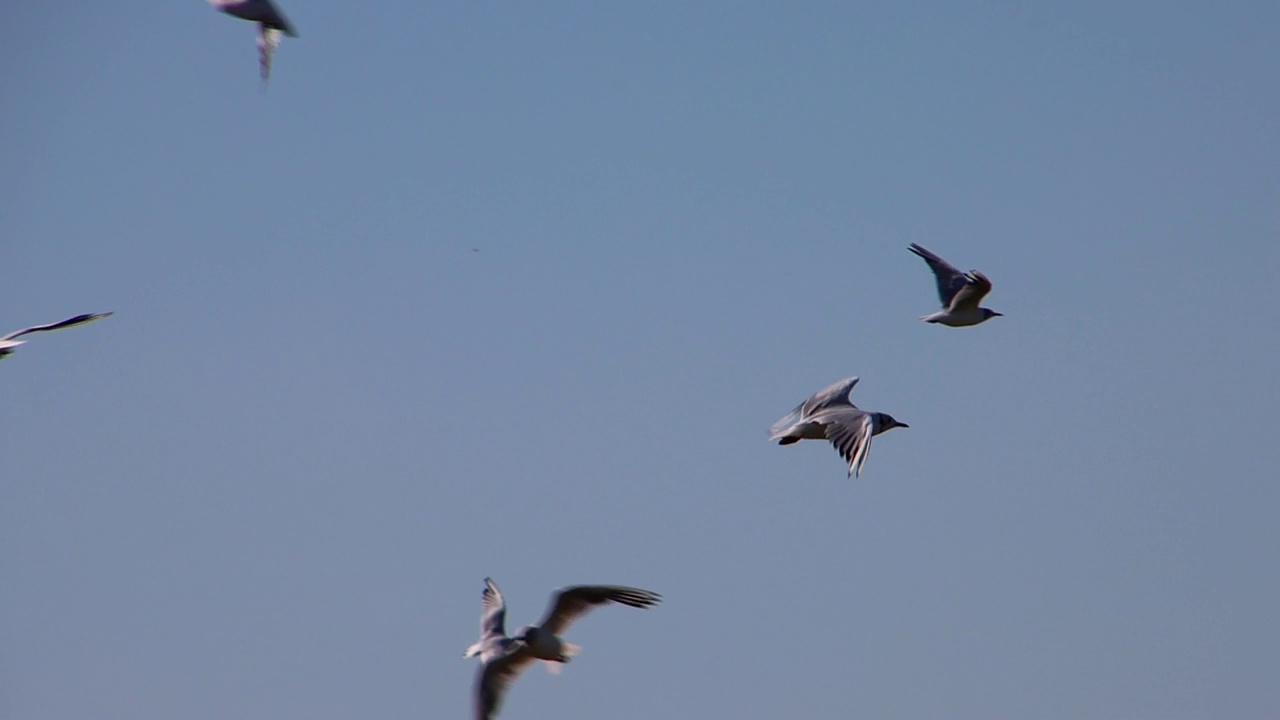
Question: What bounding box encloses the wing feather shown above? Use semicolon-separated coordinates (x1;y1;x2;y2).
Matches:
947;270;993;311
479;577;507;641
473;644;536;720
2;312;113;342
909;243;971;308
821;408;875;478
538;585;662;636
769;377;859;439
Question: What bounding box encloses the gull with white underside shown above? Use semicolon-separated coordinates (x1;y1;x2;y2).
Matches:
908;243;1003;327
770;376;908;478
465;577;662;720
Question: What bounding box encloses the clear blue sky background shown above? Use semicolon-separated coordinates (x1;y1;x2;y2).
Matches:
3;2;1278;719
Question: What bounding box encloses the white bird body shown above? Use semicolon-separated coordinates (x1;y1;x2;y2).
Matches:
919;306;991;327
520;626;568;660
775;419;828;441
516;626;580;673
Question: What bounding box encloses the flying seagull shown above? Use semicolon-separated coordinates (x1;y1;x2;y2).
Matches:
208;0;298;83
464;577;661;720
908;243;1002;327
1;313;113;360
769;376;908;478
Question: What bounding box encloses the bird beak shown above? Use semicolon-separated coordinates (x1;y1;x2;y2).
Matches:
898;422;910;429
992;312;1004;317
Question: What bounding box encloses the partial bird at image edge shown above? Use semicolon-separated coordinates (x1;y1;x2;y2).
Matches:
0;312;114;360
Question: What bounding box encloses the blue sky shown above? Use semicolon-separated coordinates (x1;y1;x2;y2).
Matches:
3;2;1278;718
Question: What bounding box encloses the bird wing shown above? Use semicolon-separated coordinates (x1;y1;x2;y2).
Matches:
768;377;859;439
472;644;537;720
479;578;507;641
537;585;662;636
821;407;876;478
219;0;297;35
262;0;297;35
1;312;113;342
947;270;993;312
909;243;971;308
798;376;860;416
257;25;281;83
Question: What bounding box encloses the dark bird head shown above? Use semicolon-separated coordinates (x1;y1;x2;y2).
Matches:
874;413;909;432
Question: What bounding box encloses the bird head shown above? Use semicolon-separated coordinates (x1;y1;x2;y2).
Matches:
876;414;909;432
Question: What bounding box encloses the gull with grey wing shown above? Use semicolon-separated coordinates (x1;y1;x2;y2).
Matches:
908;243;1003;327
770;376;908;478
465;577;662;720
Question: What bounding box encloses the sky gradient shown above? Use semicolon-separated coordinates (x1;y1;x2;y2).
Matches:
3;2;1278;719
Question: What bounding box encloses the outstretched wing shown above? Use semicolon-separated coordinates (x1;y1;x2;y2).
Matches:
909;243;970;308
1;312;113;342
768;376;859;439
821;407;876;478
479;577;507;641
947;270;993;312
214;0;297;35
473;644;536;720
537;585;662;636
261;0;298;36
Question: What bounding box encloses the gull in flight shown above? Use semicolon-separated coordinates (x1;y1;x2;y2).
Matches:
908;243;1002;327
1;313;113;360
769;376;908;478
465;577;662;720
208;0;298;83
